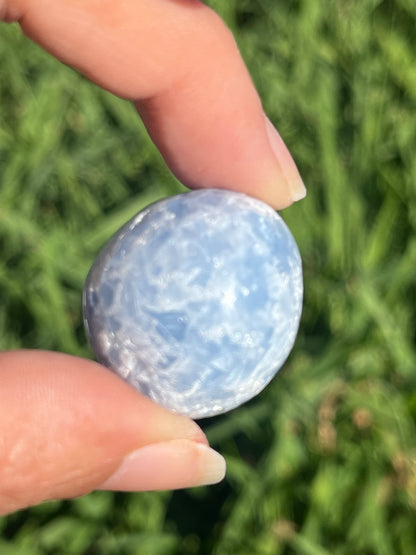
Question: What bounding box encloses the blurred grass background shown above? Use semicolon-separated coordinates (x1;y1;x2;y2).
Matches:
1;0;416;553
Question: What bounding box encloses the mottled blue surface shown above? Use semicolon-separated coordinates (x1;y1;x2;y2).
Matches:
83;189;303;418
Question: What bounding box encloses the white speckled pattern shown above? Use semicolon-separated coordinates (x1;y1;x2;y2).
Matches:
83;189;303;418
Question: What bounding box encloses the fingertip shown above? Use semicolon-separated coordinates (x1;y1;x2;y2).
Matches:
264;116;306;206
136;23;306;210
96;439;226;491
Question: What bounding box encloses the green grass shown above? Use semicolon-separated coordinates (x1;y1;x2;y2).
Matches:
1;0;416;553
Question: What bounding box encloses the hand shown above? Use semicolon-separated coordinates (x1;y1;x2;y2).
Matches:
0;0;306;516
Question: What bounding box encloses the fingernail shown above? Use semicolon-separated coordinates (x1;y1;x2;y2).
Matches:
265;116;307;202
97;440;226;491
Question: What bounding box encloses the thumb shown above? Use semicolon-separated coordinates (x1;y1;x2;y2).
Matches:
0;351;225;516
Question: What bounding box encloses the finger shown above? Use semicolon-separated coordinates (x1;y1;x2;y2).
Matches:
4;0;306;208
0;350;225;516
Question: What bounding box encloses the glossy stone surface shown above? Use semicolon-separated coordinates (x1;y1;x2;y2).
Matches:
83;189;303;418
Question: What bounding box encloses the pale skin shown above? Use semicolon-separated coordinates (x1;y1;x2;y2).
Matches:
0;0;306;516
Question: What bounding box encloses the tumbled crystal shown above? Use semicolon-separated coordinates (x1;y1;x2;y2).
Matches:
83;189;303;418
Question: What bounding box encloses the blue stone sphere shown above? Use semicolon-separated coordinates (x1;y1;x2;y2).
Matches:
83;189;303;418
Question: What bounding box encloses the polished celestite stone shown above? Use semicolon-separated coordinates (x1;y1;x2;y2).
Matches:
83;189;303;418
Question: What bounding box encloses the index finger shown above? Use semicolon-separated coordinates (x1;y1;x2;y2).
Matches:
2;0;306;208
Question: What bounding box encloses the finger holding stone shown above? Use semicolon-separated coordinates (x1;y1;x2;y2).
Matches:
0;350;224;515
3;0;305;208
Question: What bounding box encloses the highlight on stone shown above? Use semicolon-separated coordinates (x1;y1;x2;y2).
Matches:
83;189;303;418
